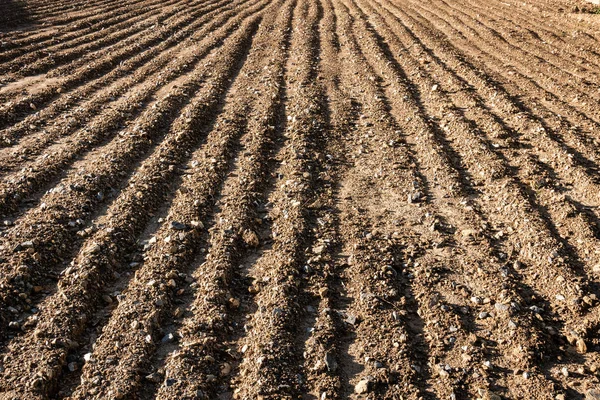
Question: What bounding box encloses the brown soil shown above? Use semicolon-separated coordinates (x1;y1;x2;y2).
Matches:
0;0;600;398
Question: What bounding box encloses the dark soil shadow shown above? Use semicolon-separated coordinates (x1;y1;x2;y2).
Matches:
0;0;34;32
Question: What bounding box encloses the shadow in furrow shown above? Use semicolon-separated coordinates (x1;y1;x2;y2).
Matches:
359;9;594;291
352;12;477;202
0;0;33;32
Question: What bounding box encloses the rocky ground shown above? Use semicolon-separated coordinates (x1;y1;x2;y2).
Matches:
1;0;600;398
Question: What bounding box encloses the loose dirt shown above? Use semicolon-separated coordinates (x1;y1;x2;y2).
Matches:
0;0;600;398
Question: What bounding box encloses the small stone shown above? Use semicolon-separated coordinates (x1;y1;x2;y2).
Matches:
494;303;510;312
319;287;329;298
431;84;439;91
83;353;92;362
345;314;358;326
354;379;370;394
478;312;489;319
229;298;240;308
166;378;177;387
561;367;569;377
530;305;543;314
190;220;204;228
170;221;188;231
243;230;260;247
102;295;113;304
313;244;325;254
324;352;337;372
583;295;595;306
220;362;232;376
408;191;423;203
8;321;19;329
162;333;174;343
461;229;477;238
68;362;78;372
145;372;162;383
577;338;587;353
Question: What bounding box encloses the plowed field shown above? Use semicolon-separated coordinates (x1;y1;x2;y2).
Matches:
1;0;600;398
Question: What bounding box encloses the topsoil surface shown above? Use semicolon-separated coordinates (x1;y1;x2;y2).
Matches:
1;0;600;398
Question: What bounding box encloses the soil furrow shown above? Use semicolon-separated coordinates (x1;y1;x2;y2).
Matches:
337;0;581;396
362;0;600;308
365;0;600;202
151;1;294;398
0;0;266;218
440;0;600;80
369;0;600;255
58;15;264;400
0;3;269;344
452;0;600;71
355;0;588;334
231;0;328;397
298;0;353;397
0;0;219;107
0;0;154;55
394;0;600;168
0;0;242;168
0;0;119;36
329;0;453;397
0;0;258;131
0;13;265;398
0;0;181;77
22;0;199;80
3;0;600;397
469;0;600;55
424;0;600;125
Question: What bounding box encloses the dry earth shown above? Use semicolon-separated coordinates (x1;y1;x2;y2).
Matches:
1;0;600;398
